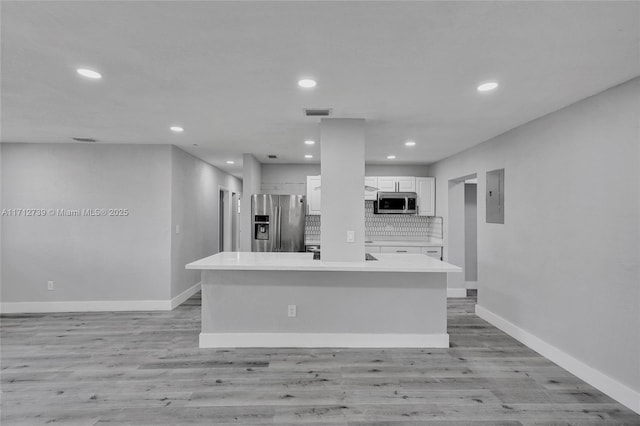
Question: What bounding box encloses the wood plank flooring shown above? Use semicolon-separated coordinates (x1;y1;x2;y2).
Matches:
2;292;639;425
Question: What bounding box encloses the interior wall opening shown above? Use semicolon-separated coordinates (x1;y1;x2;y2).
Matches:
464;178;478;289
447;173;478;298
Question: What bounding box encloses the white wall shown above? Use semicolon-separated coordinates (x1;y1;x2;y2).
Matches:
240;154;261;251
446;180;467;292
170;146;241;299
261;164;321;195
0;144;3;295
365;164;429;177
1;143;172;305
428;77;640;410
0;143;242;310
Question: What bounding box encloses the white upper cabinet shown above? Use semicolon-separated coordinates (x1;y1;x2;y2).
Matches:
416;177;435;216
364;177;378;200
306;175;322;215
377;176;416;192
397;177;416;192
376;177;397;192
306;175;432;215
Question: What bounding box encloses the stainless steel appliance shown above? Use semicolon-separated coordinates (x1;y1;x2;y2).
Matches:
305;244;321;253
251;194;306;252
375;192;418;214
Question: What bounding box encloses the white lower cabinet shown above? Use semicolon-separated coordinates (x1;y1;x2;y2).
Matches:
380;246;422;254
361;243;444;259
421;246;442;260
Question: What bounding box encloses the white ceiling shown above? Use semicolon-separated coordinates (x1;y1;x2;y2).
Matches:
2;1;638;178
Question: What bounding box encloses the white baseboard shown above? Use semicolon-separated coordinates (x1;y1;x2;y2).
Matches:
0;299;171;314
170;282;201;309
0;281;202;314
200;332;450;349
476;304;640;415
447;288;467;298
465;281;478;290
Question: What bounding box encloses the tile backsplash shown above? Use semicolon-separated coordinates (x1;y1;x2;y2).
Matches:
305;215;321;238
305;200;442;240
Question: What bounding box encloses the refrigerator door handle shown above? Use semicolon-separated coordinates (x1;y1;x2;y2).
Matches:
276;205;282;252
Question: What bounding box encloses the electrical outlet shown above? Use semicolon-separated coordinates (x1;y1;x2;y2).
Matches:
346;230;355;243
47;281;54;291
175;224;180;234
287;304;297;317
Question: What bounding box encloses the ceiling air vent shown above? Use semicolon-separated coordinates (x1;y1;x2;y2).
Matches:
72;137;97;143
304;108;332;117
268;155;278;159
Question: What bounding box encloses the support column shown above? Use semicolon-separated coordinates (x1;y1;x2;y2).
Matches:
240;154;261;252
320;118;365;262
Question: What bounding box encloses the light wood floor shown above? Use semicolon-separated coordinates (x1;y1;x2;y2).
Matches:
2;292;639;425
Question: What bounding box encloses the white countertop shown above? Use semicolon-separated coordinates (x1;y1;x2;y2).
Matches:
186;252;461;273
304;239;443;247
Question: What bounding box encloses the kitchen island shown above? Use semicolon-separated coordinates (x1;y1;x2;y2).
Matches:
186;252;461;348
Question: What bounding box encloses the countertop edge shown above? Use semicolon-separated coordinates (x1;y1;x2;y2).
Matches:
304;240;444;247
187;265;460;273
186;253;461;273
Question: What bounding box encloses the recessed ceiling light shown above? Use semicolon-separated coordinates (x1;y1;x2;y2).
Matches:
304;154;313;159
192;144;198;146
170;126;184;133
298;79;317;88
477;81;499;92
226;160;235;164
404;141;416;147
304;140;315;145
387;155;396;160
76;68;102;79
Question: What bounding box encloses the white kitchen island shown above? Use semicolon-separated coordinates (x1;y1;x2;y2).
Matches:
186;252;461;348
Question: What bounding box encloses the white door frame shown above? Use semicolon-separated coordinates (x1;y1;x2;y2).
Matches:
218;185;233;252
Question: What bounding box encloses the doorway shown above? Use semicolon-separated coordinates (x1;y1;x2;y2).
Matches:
231;192;239;251
219;189;226;252
464;179;478;288
219;188;240;253
447;173;478;297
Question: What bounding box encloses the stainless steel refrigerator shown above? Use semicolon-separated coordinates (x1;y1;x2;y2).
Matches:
251;194;306;252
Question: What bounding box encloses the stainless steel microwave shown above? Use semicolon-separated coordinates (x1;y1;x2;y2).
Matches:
375;192;417;214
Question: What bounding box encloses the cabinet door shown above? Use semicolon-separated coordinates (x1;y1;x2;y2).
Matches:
364;177;378;200
421;246;442;260
306;176;322;215
396;177;416;192
416;177;435;216
377;177;397;192
380;246;421;254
